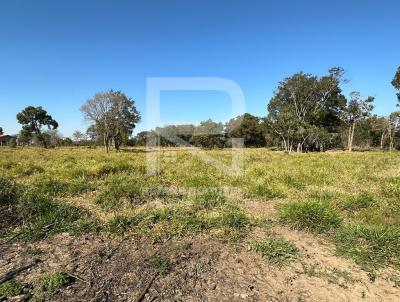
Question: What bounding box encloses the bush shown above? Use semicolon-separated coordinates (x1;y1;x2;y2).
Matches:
279;200;342;233
334;223;400;270
251;237;299;267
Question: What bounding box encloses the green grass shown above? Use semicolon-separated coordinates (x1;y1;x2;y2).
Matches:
40;272;71;293
2;147;400;273
278;200;342;233
148;253;171;275
334;223;400;271
0;281;24;299
251;237;299;267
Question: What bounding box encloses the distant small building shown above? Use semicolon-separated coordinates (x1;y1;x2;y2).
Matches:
0;134;12;146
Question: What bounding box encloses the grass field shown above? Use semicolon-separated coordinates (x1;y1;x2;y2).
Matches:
1;147;400;301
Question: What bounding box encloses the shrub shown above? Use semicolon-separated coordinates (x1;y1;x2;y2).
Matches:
334;223;400;270
251;238;299;267
279;200;342;233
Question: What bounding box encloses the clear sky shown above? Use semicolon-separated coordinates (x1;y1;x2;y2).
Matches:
0;0;399;137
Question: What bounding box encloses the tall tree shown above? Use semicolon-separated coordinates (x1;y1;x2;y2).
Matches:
267;68;346;152
392;67;400;103
0;127;3;135
16;106;58;148
387;112;400;152
81;90;141;152
340;92;374;152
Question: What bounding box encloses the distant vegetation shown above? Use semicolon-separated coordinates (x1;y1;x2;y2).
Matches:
0;66;399;152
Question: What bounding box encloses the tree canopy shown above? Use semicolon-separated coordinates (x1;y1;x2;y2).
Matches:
81;90;141;152
16;106;58;148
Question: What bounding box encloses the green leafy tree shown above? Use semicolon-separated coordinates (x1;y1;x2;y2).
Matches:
226;113;266;147
387;111;400;152
392;67;400;103
0;127;3;135
81;90;141;152
16;106;58;148
267;68;346;152
341;92;374;152
190;119;226;148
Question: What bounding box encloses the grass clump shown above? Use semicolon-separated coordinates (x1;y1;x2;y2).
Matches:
192;188;226;209
340;192;375;212
39;272;73;295
0;281;24;298
0;174;20;205
246;183;284;200
251;237;299;267
95;176;143;210
334;223;400;271
279;200;342;233
148;254;171;275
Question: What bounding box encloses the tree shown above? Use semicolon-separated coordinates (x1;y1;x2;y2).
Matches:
16;106;58;148
387;112;400;152
267;68;346;152
81;90;141;152
226;113;266;147
190;119;226;148
341;92;374;152
72;130;87;142
392;67;400;103
0;127;3;135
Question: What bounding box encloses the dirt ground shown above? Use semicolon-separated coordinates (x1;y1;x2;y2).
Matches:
1;227;400;302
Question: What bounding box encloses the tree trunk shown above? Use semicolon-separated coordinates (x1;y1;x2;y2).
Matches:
380;132;385;150
348;123;355;152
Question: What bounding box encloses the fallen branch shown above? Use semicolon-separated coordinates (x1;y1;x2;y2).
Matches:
134;273;158;302
0;259;41;285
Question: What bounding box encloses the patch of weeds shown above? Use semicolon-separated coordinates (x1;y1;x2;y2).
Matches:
308;189;338;202
0;280;24;298
279;200;342;234
340;192;375;212
33;177;68;197
246;183;284;200
95;176;143;210
107;214;142;235
0;174;20;205
192;188;226;209
33;177;92;197
279;174;306;190
146;186;185;203
216;206;251;241
251;237;298;267
334;223;400;271
13;163;44;176
95;161;133;177
39;272;73;296
148;253;170;275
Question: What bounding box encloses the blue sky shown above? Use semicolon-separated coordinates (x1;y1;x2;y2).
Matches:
0;0;399;137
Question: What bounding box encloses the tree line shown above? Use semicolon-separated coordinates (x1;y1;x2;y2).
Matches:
3;66;400;152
